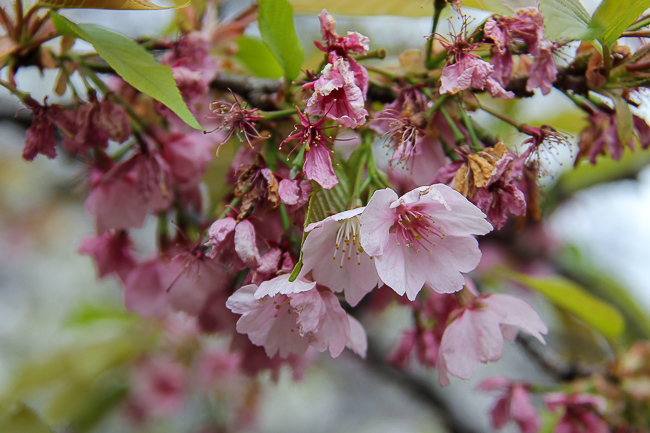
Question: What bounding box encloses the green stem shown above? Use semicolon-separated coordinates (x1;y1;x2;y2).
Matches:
627;15;650;31
364;64;398;80
280;204;291;232
463;99;525;131
354;48;387;61
260;108;296;122
425;0;447;69
458;100;481;150
439;107;465;144
0;79;31;102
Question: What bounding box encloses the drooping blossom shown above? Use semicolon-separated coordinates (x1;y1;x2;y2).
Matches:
280;109;339;189
205;216;260;271
22;99;60;161
78;230;136;281
301;207;381;306
434;143;527;229
304;57;369;128
315;9;369;58
544;393;610;433
437;292;548;386
477;376;542;433
439;28;513;99
278;178;312;208
312;9;370;97
207;91;266;152
359;185;492;300
390;287;459;368
484;8;557;94
371;86;431;169
61;92;131;155
226;274;367;358
84;154;172;233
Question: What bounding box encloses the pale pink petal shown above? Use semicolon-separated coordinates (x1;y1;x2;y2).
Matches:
347;315;368;358
304;142;338;189
278;179;301;205
359;188;398;256
309;291;350;357
438;308;505;384
510;385;542;433
483;294;548;344
234;219;261;267
254;274;317;299
476;376;511;392
291;289;327;334
490;396;511;430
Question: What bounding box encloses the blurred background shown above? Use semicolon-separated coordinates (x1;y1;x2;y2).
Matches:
1;0;650;432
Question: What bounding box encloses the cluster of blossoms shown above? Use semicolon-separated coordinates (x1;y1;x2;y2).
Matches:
10;0;650;431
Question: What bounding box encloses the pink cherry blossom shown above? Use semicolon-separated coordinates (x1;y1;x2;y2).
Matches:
123;259;170;317
160;131;216;185
84;154;172;233
226;274;365;358
477;376;542;433
280;109;339;189
437;293;547;386
301;207;381;306
127;357;187;422
78;230;136;281
304;57;368;128
440;53;514;99
22;99;62;161
359;185;492;300
278;178;312;207
544;393;610;433
315;9;369;58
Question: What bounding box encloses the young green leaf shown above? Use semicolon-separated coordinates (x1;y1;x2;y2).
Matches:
611;93;634;149
38;0;187;10
538;0;596;41
290;0;511;16
49;12;203;130
589;0;650;47
258;0;304;82
498;267;625;339
235;36;284;79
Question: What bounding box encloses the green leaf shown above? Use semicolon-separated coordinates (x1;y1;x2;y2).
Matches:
538;0;597;41
38;0;186;10
497;267;625;339
0;404;53;433
589;0;650;47
258;0;304;82
235;36;284;79
49;12;202;130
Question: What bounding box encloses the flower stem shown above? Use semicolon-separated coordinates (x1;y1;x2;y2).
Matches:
425;0;447;69
439;107;465;145
463;99;525;131
457;100;482;151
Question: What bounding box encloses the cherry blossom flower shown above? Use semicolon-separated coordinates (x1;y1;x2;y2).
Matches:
440;52;514;98
78;230;136;281
123;259;170;317
437;293;547;386
359;184;492;300
304;57;369;128
280;109;339;189
477;376;542;433
301;207;381;306
84;154;172;233
22;100;60;160
207;92;266;152
278;178;312;207
315;9;369;58
544;393;610;433
226;274;366;358
160;131;216;185
484;8;557;95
